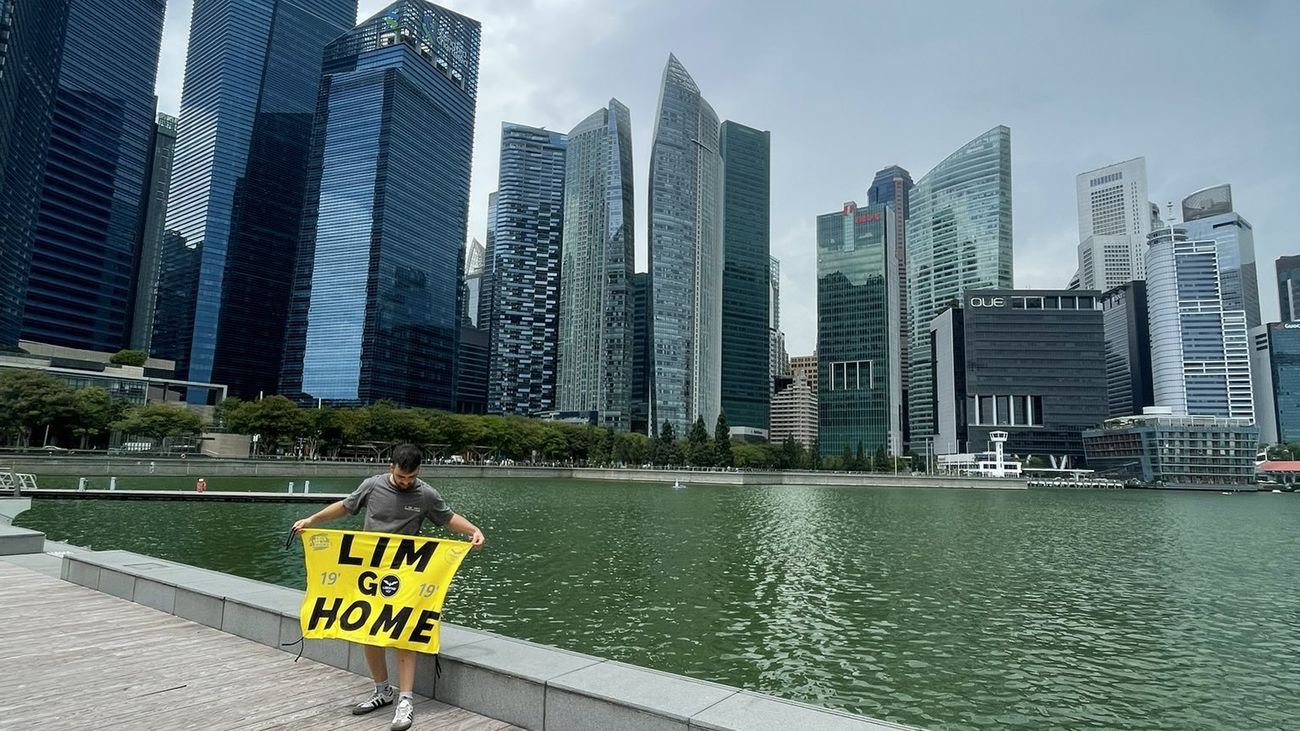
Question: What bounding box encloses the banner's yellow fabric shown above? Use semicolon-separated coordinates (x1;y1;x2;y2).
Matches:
298;528;470;652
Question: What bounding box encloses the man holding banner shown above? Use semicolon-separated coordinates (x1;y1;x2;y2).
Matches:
291;444;485;731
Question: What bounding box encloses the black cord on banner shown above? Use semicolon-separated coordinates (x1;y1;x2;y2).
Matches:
282;528;305;662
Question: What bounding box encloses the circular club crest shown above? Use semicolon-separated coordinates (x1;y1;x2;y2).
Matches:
379;574;401;598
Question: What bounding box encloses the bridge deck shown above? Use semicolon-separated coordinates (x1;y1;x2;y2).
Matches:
0;561;518;730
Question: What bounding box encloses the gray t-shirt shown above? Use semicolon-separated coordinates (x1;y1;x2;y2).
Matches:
341;474;454;535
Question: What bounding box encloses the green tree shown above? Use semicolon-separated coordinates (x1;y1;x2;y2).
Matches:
113;403;204;442
873;446;890;472
809;438;822;470
69;388;127;449
687;416;712;467
223;395;309;456
780;437;803;470
841;445;854;471
0;370;76;446
855;440;866;471
109;349;148;366
713;412;733;467
655;420;680;466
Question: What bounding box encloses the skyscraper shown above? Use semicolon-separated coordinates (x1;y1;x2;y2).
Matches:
769;256;785;394
906;126;1013;442
19;0;166;351
1074;157;1152;292
1180;184;1260;328
817;202;901;458
719;121;771;438
1278;255;1300;323
485;123;567;416
868;164;913;435
1145;225;1253;419
279;1;480;409
630;271;651;435
164;0;356;395
1250;322;1300;444
1100;282;1154;418
0;0;68;350
130;112;180;352
649;54;722;437
556;100;634;429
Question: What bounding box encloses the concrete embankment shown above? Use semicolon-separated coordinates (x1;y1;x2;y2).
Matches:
6;456;1026;490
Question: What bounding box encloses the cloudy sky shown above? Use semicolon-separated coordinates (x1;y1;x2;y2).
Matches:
154;0;1300;356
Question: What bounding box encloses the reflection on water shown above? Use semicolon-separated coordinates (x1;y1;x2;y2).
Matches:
18;479;1300;731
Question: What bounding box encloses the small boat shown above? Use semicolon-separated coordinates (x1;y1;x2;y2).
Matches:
672;480;685;489
1272;489;1283;493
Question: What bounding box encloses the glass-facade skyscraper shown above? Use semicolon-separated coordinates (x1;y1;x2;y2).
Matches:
719;121;771;438
163;0;356;396
907;126;1013;443
0;0;68;350
1145;225;1253;419
130;112;180;352
1277;255;1300;323
280;1;479;409
649;54;722;437
1100;281;1153;418
868;165;913;440
1251;323;1300;444
20;0;165;352
556;100;634;430
485;123;567;416
630;271;651;435
1180;184;1260;329
817;202;901;458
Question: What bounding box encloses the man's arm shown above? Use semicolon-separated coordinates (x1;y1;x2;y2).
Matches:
445;513;485;549
292;500;350;534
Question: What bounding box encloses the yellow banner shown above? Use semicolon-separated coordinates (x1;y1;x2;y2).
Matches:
298;529;470;653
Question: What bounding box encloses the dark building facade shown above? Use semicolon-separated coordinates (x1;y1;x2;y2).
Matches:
933;289;1107;466
485;123;567;416
0;0;68;349
1251;322;1300;444
816;202;901;459
1277;255;1300;323
149;233;202;381
1101;282;1153;418
867;164;913;441
455;324;488;414
719;121;771;438
163;0;356;395
20;0;165;351
130;112;179;352
630;272;651;435
280;1;480;409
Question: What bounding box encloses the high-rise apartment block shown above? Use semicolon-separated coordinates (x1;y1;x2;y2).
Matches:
164;0;357;397
485;123;567;416
906;126;1013;443
556;100;634;430
649;54;722;437
771;352;817;448
817;202;901;458
280;1;479;409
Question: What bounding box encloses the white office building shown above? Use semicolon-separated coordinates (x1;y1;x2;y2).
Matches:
1075;157;1153;292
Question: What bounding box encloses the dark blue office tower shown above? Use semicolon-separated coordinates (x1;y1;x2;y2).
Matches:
280;1;480;409
0;0;69;349
19;0;166;352
162;0;356;397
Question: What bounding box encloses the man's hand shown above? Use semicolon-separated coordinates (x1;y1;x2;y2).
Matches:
469;529;485;550
291;517;313;535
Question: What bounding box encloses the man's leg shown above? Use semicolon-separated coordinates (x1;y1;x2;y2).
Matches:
352;645;395;715
391;649;417;730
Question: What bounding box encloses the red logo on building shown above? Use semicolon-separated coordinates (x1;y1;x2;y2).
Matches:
855;212;881;224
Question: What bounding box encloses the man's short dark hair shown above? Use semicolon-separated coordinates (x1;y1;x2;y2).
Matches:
391;444;423;472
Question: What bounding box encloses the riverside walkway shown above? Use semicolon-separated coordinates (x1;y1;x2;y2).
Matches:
0;560;518;730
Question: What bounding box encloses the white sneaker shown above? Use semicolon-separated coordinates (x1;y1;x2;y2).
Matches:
391;697;414;731
352;686;395;715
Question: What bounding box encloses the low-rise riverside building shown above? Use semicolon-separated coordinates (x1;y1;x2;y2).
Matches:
1082;408;1258;488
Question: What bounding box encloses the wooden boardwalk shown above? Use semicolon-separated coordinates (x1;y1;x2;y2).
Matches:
0;562;519;730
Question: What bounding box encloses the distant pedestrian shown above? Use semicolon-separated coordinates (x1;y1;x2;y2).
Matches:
149;461;156;474
195;477;207;492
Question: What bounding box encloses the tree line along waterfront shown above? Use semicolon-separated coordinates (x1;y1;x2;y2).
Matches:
0;370;910;472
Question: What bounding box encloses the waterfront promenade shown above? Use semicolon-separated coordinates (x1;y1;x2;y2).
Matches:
0;559;516;730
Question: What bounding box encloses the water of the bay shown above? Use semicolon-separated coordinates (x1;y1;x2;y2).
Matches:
16;476;1300;731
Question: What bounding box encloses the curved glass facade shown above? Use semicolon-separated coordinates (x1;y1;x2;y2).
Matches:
649;54;721;437
281;1;479;409
21;0;165;351
556;100;634;429
484;122;567;416
163;0;356;396
906;126;1012;443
